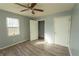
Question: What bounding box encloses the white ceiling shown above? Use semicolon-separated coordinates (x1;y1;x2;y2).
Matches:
0;3;74;17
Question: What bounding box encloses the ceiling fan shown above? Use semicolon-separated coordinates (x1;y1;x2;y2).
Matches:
15;3;44;14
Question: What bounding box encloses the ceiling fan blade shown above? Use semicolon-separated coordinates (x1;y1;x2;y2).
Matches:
34;8;44;12
30;3;37;9
32;11;35;14
15;3;28;8
20;9;29;12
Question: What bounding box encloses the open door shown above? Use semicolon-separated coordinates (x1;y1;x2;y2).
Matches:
54;16;71;47
30;20;38;41
38;21;44;39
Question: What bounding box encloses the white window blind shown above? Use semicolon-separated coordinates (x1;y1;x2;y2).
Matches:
6;17;20;36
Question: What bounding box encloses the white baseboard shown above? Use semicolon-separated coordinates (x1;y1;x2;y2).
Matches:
54;43;72;56
54;43;68;47
68;46;72;56
0;40;28;50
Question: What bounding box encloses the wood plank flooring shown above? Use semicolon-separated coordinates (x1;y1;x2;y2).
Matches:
0;39;70;56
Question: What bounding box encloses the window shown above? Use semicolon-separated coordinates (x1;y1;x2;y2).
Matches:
6;17;20;36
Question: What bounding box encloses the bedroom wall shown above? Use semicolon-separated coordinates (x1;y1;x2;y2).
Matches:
37;10;72;43
0;9;30;49
70;4;79;56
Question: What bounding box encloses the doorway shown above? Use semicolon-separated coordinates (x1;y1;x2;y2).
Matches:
38;21;45;40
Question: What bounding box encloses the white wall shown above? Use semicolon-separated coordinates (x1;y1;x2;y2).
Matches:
45;16;54;43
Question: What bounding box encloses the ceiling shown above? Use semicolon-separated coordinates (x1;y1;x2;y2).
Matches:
0;3;74;17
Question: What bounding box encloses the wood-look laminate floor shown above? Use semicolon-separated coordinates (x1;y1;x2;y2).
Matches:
0;39;70;56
